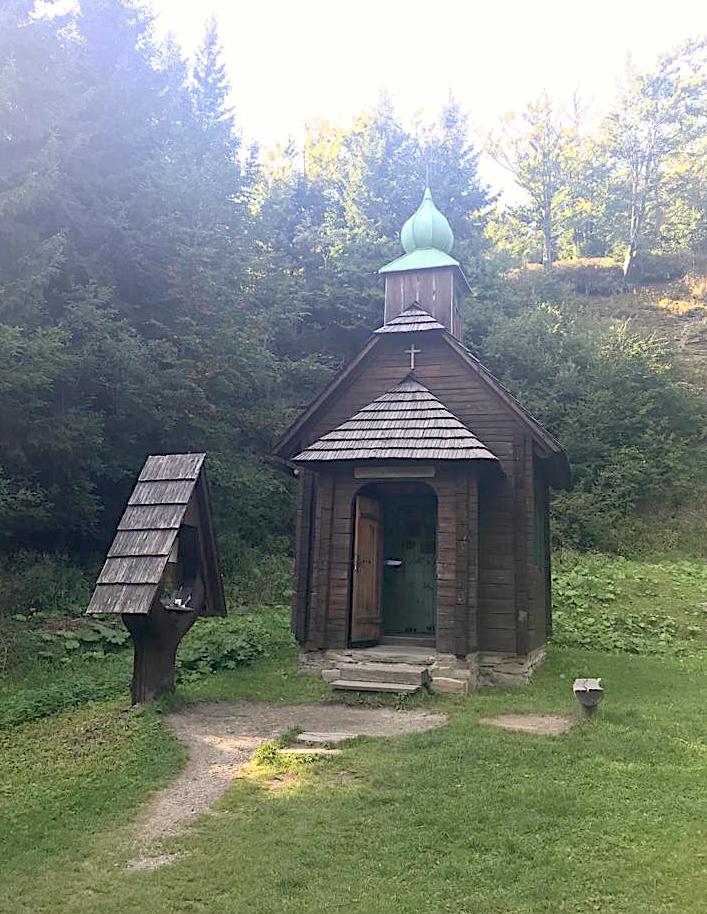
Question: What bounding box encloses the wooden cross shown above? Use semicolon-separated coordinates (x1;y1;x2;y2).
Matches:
405;344;421;371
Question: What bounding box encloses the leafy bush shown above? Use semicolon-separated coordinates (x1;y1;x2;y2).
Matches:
683;271;707;302
0;551;95;619
0;607;293;728
32;619;130;663
474;302;707;552
552;552;707;657
176;606;293;681
501;264;576;306
632;252;687;283
552;258;624;295
221;546;293;609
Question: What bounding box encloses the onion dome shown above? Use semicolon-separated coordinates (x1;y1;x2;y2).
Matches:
400;187;454;254
379;183;467;287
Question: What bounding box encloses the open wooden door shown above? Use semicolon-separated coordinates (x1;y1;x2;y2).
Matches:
350;495;383;644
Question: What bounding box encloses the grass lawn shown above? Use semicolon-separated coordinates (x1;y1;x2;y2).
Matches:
1;642;705;914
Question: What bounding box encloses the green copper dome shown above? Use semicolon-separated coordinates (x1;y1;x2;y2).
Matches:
379;183;469;289
400;186;454;254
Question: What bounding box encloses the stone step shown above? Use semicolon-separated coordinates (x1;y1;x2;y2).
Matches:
328;647;436;666
276;747;343;756
329;679;421;694
296;731;352;745
336;661;430;686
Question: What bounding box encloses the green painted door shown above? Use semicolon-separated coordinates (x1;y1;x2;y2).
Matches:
382;494;436;636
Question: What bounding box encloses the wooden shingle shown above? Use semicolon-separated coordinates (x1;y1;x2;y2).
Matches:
138;453;205;482
98;556;166;585
107;529;178;558
128;480;195;506
117;503;187;531
374;302;445;334
293;376;500;464
86;583;156;615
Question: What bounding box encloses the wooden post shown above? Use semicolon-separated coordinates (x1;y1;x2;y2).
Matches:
123;571;205;705
123;600;199;704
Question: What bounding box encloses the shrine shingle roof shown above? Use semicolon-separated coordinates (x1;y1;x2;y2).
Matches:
292;376;499;463
374;302;446;334
87;453;225;616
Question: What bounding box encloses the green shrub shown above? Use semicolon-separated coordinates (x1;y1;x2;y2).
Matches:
632;252;687;283
512;254;688;295
552;552;707;657
476;304;707;552
33;619;130;663
0;551;95;619
221;546;293;609
552;258;624;295
176;606;293;681
502;264;575;306
0;607;293;728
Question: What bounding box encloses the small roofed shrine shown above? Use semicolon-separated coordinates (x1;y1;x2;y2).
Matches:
87;453;225;703
273;186;570;694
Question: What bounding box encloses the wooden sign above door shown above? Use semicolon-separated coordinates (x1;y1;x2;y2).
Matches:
354;465;436;479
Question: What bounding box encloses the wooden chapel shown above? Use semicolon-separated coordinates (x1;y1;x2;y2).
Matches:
273;187;570;693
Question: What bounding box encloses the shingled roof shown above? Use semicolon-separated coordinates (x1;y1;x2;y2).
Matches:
87;453;225;617
374;302;445;334
292;376;500;463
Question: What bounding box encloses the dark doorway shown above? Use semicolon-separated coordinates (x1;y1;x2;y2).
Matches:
349;483;437;646
381;491;437;638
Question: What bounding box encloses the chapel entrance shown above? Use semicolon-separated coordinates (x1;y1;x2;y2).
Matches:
350;484;437;646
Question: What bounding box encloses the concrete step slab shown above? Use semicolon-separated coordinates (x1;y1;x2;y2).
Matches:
330;679;420;694
337;661;430;685
276;747;343;756
295;731;354;745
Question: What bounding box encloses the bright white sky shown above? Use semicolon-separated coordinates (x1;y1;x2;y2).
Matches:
148;1;704;196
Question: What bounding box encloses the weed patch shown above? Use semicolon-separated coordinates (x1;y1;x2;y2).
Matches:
176;607;293;681
0;607;294;728
553;552;707;657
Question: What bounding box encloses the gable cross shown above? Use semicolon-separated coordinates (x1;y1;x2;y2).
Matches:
405;344;421;371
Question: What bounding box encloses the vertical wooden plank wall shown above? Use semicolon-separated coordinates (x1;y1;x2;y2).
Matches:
454;468;479;655
477;472;517;653
298;466;484;657
325;472;359;648
307;474;334;649
292;470;315;643
433;467;458;655
543;474;552;640
527;455;552;651
383;268;455;330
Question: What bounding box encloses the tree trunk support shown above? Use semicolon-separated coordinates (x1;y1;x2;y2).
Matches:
122;600;199;705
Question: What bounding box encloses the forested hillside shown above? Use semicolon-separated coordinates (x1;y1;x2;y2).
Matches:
1;0;706;610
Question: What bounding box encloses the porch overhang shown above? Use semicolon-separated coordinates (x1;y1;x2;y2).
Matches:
292;375;501;466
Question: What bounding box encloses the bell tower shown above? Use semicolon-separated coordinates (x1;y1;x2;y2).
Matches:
379;186;470;340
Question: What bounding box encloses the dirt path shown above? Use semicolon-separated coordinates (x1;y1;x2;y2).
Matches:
129;700;446;869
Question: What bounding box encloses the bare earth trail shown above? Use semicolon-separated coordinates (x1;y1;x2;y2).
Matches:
129;700;447;869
